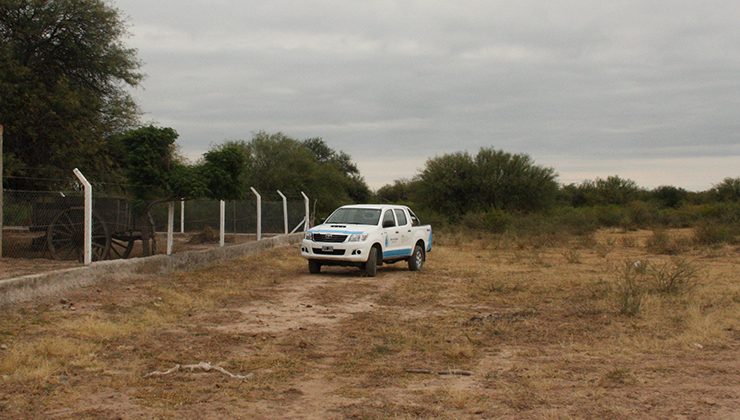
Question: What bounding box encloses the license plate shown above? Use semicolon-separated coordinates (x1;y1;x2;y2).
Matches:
321;245;334;252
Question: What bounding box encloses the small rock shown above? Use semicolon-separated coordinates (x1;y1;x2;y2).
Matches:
0;344;8;350
69;306;76;311
60;298;69;305
305;304;312;308
693;343;704;349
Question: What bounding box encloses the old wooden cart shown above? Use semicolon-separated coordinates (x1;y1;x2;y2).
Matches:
29;195;157;261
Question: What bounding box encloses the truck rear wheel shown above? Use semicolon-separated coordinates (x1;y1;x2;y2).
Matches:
308;260;321;274
408;244;425;271
365;247;378;277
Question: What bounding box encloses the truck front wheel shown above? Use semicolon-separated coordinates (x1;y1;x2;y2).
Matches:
308;260;321;274
365;247;378;277
408;244;425;271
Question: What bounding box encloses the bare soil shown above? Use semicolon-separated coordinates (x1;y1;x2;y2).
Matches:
0;229;738;418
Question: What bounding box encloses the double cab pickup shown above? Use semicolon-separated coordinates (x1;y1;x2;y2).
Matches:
300;204;432;276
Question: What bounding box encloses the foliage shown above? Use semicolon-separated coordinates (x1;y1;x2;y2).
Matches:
199;141;250;200
712;177;740;202
0;0;142;185
414;148;558;218
564;176;642;207
109;126;204;201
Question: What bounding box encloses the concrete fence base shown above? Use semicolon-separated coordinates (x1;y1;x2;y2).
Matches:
0;233;304;307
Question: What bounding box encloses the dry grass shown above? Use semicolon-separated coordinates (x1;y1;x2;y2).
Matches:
0;228;738;418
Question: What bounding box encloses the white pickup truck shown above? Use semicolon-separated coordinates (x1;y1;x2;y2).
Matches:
300;204;432;276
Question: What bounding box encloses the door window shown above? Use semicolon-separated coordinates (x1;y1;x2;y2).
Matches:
394;209;408;226
382;210;396;227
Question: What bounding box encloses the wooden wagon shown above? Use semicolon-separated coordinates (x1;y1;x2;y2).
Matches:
29;195;157;261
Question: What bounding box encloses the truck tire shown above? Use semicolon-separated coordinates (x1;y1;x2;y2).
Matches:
408;244;425;271
308;260;321;274
365;247;378;277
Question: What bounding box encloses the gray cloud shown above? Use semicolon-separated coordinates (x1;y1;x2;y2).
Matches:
115;0;740;190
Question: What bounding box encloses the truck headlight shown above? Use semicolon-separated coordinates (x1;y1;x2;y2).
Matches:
305;232;313;240
347;233;368;242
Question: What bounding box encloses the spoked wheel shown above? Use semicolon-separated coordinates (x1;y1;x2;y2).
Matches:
109;232;136;259
47;207;110;262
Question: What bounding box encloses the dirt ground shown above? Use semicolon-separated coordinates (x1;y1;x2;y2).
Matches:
0;229;738;418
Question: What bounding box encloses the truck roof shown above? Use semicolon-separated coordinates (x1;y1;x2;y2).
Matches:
339;204;409;210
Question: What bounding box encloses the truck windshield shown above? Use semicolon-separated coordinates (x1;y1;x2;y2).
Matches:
325;208;382;225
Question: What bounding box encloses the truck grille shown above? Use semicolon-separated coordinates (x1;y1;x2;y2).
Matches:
313;233;347;243
312;248;346;256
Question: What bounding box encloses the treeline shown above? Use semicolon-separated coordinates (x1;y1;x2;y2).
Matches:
105;127;370;213
374;148;740;242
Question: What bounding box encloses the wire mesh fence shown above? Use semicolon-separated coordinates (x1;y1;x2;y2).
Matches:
2;189;85;261
3;176;310;275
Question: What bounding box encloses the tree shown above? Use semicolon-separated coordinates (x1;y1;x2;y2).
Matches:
412;148;558;217
712;177;740;202
414;152;479;216
0;0;141;185
375;179;414;203
199;141;250;200
652;185;687;208
567;176;641;207
474;148;558;212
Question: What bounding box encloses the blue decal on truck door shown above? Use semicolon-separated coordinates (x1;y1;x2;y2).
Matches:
384;248;412;258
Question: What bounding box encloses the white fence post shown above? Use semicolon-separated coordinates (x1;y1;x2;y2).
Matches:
180;199;185;233
219;200;225;247
251;187;262;240
301;191;310;231
277;190;288;235
167;201;174;255
72;168;92;265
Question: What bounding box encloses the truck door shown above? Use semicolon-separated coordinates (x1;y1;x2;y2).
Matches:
381;209;406;259
394;208;412;249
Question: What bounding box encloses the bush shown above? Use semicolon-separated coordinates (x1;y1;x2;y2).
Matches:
645;229;691;255
649;258;698;295
694;222;739;245
461;209;512;233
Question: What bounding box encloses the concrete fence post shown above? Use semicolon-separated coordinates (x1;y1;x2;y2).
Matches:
180;199;185;234
250;187;262;240
219;200;225;247
72;168;92;265
277;190;288;235
167;201;174;255
301;191;310;231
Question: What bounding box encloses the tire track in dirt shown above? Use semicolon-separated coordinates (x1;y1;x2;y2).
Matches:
214;267;407;418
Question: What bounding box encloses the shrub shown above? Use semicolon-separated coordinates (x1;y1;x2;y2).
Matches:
646;229;691;255
694;222;738;245
649;258;698;295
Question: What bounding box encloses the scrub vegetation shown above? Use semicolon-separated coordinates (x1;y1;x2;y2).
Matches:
0;228;737;418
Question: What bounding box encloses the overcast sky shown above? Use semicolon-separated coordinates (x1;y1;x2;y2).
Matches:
113;0;739;190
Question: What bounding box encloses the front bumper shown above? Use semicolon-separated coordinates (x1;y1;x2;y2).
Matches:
300;239;372;263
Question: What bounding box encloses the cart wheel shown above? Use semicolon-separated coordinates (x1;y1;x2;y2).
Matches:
109;233;135;259
47;208;110;262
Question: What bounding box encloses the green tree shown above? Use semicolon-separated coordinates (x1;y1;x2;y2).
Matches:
474;148;558;211
0;0;141;185
109;126;204;201
712;177;740;202
375;179;414;203
652;185;687;208
199;141;250;200
412;148;558;217
415;152;479;216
